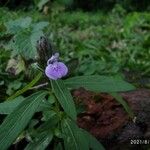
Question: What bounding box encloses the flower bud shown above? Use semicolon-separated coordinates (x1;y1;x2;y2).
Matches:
36;36;53;68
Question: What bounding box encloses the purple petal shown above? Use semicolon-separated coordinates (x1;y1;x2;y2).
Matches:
45;62;68;80
45;64;58;80
57;62;68;77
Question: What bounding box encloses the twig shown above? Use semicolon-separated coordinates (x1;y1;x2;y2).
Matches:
29;82;48;90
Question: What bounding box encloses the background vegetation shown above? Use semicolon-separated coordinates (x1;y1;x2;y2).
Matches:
0;0;149;149
0;0;150;100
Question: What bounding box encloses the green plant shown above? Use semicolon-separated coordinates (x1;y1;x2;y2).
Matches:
0;34;136;149
5;17;49;59
1;6;150;148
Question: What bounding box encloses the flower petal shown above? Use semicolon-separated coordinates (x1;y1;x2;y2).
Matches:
45;61;68;80
45;64;59;80
57;62;68;77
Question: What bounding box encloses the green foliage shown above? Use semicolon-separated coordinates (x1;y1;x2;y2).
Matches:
61;119;88;150
0;91;47;150
7;72;42;100
110;92;134;118
47;9;150;78
82;129;105;150
0;73;134;149
25;131;53;150
65;75;135;92
5;17;49;59
0;96;24;114
61;118;88;150
35;0;50;10
61;118;105;150
57;0;74;6
0;3;148;150
51;80;77;120
5;17;32;34
0;7;149;79
6;80;22;95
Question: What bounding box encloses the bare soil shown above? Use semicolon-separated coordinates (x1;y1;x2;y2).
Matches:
73;88;150;150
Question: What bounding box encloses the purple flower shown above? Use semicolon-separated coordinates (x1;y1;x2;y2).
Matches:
47;53;59;64
45;53;68;80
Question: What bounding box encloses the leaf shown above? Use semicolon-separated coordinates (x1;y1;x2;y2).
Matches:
5;17;32;34
82;129;105;150
42;110;56;121
0;96;51;115
65;75;135;92
25;131;53;150
6;80;22;96
61;118;89;150
51;80;77;120
32;22;49;31
37;114;59;133
11;30;40;59
7;72;42;100
0;96;24;114
25;113;59;149
57;0;73;6
37;0;49;10
37;100;52;113
110;92;134;118
8;20;49;59
0;91;47;150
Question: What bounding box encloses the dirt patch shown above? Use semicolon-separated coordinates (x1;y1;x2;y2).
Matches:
72;88;150;149
73;88;129;139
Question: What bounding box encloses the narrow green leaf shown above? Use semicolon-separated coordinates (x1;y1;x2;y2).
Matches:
7;72;42;100
0;97;51;115
110;92;134;118
0;96;24;114
61;118;89;150
82;129;105;150
65;75;135;92
51;80;77;120
0;91;47;150
25;131;53;150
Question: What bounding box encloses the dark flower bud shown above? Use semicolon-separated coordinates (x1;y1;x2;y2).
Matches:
36;36;53;68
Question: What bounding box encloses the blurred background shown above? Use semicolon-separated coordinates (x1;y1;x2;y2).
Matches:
0;0;150;99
